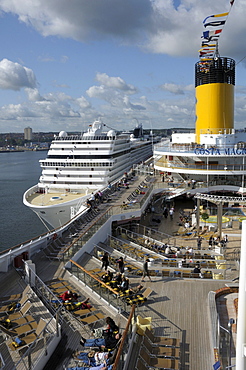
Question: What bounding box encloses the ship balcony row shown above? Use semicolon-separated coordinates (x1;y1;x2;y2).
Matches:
154;157;246;175
154;142;246;155
53;135;119;141
38;178;107;187
40;161;114;167
40;174;107;183
41;169;110;176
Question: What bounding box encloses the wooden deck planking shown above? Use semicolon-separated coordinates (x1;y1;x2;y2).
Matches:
139;278;225;370
0;175;239;369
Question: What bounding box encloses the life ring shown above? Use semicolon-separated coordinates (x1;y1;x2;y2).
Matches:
53;233;58;240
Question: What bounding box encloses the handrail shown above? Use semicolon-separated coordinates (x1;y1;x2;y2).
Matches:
112;304;136;370
0;202;91;256
69;260;120;296
61;207;113;255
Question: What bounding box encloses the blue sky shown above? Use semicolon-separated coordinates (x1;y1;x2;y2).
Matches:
0;0;245;133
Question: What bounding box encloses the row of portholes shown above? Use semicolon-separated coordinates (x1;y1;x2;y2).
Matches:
55;168;95;171
61;147;99;150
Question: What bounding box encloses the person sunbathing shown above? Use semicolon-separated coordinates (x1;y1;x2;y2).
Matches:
63;298;91;311
67;364;113;370
59;290;73;302
76;350;110;366
80;333;121;350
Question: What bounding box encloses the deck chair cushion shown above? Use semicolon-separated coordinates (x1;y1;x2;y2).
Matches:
12;337;24;348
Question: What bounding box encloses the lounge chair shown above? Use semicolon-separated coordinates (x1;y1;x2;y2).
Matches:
4;301;32;321
140;348;180;369
0;293;22;303
145;328;181;347
73;307;96;317
136;358;148;370
142;288;154;301
142;336;180;358
8;318;47;351
10;314;35;328
80;312;105;326
0;286;31;315
12;321;38;337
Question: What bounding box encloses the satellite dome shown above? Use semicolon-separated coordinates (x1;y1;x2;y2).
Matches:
59;131;67;138
107;130;116;137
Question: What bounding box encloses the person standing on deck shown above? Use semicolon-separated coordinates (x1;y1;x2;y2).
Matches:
116;256;125;273
163;207;168;218
101;252;109;270
169;207;174;220
197;236;202;250
141;258;151;282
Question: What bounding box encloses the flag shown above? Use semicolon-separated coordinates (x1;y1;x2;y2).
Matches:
199;47;215;50
202;29;222;39
200;51;214;57
201;42;216;47
208;35;220;42
203;12;229;24
204;20;226;28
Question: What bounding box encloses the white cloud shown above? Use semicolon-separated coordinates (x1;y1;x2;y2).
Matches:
0;0;244;58
0;59;37;90
122;96;146;111
95;73;137;93
25;88;45;102
86;85;109;100
0;103;37;119
160;83;185;95
160;83;194;95
76;96;91;110
0;1;245;132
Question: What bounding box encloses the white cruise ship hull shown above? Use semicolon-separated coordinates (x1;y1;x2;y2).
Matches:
23;185;89;228
23;121;154;229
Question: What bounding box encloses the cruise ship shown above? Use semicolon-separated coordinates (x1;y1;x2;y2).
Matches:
23;120;154;228
154;56;246;196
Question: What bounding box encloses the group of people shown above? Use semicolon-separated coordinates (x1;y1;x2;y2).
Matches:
101;253;125;275
101;267;145;303
144;239;180;258
163;206;175;220
208;235;228;249
70;317;120;370
87;191;103;209
58;290;92;311
101;270;129;293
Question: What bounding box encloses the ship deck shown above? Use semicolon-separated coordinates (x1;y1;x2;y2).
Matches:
0;175;240;369
27;190;87;206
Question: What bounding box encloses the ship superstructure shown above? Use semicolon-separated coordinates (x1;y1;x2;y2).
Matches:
23;120;153;228
154;52;246;193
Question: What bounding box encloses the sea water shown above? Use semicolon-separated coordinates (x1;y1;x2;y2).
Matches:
0;151;48;251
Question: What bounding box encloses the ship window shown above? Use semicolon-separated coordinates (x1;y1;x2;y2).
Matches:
40;211;46;214
56;168;58;170
96;148;98;150
195;161;205;165
89;182;92;185
62;148;64;150
91;168;94;171
89;175;92;178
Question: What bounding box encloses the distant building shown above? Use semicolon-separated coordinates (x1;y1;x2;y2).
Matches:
24;127;33;141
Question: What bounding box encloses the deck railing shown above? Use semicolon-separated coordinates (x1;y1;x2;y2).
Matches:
69;260;138;315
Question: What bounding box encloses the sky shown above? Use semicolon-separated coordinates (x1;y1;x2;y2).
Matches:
0;0;245;133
